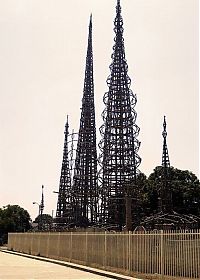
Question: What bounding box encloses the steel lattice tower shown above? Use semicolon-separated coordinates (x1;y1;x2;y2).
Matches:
99;0;141;228
159;116;172;213
141;116;200;230
55;117;73;225
72;16;98;227
40;185;44;216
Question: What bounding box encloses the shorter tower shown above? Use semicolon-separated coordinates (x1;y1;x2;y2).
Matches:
55;117;73;226
39;185;44;230
159;116;172;213
141;116;199;230
40;185;44;216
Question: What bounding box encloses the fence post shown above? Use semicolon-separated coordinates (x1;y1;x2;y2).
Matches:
12;233;16;251
57;232;61;259
160;230;164;279
70;232;73;261
104;231;107;268
85;232;88;265
46;231;50;258
37;232;41;256
30;233;33;254
128;231;131;275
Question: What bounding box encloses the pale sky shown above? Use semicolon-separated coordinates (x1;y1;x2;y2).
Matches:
0;0;198;220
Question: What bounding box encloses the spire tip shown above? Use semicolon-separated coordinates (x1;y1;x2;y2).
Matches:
89;13;92;30
89;13;92;25
117;0;121;10
163;115;167;126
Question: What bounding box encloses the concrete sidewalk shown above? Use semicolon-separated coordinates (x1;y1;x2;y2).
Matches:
0;249;140;280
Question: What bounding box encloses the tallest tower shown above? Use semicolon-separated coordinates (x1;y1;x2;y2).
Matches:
72;16;98;227
99;0;141;228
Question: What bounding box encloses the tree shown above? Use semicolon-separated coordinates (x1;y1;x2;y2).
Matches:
146;166;200;216
132;172;150;224
0;205;31;244
34;214;53;230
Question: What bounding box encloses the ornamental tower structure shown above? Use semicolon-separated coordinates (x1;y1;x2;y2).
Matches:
141;116;200;230
159;115;172;213
99;0;141;228
55;117;73;225
72;16;98;227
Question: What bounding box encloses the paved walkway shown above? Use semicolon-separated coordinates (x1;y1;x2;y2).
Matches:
0;250;136;280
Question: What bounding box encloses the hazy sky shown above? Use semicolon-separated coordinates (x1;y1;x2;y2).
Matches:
0;0;198;220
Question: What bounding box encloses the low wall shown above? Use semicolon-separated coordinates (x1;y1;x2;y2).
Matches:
8;230;200;279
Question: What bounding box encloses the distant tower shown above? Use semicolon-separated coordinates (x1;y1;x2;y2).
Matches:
39;185;45;230
55;117;72;225
159;116;172;213
99;0;141;228
72;15;98;227
40;185;44;216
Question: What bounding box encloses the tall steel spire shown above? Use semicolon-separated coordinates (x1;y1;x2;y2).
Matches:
72;15;98;227
99;0;141;228
162;116;170;168
40;185;44;216
141;116;200;230
55;116;72;225
159;116;172;213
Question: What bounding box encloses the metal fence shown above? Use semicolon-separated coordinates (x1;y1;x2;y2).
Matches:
8;230;200;279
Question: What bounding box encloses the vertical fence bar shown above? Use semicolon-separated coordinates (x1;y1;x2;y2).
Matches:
145;232;147;274
181;230;184;278
57;232;60;259
137;232;139;272
153;230;156;275
193;230;196;278
37;233;41;256
165;230;167;277
30;233;33;254
70;232;73;261
104;231;107;268
189;230;192;278
158;231;160;276
126;233;128;272
170;229;172;277
186;230;189;279
128;231;131;275
197;229;200;279
181;230;183;278
160;230;164;279
146;232;148;274
198;229;200;278
46;231;50;258
85;232;88;265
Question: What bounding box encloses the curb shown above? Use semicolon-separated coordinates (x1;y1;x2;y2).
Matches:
0;249;140;280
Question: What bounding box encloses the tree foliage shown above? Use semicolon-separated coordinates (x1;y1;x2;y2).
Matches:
0;205;31;243
132;172;150;223
34;214;53;226
146;166;200;217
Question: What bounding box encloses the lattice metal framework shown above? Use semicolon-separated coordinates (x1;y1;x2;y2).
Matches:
141;116;200;230
40;185;44;216
55;117;73;225
99;0;141;228
72;16;98;227
159;115;173;213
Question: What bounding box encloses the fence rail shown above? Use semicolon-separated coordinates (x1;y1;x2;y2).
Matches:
8;230;200;279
